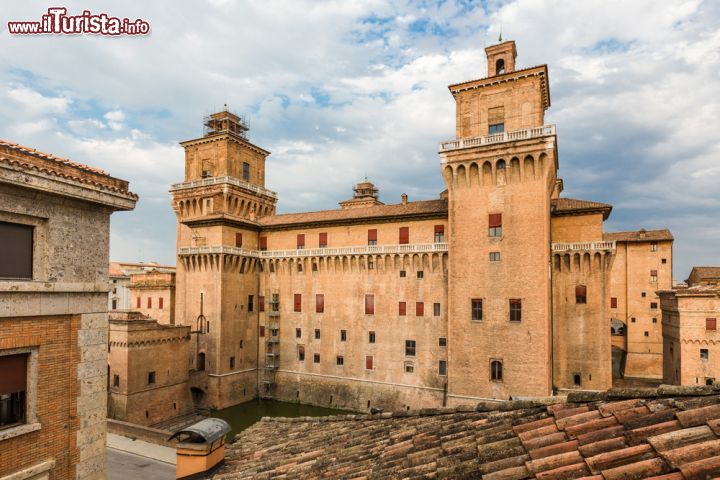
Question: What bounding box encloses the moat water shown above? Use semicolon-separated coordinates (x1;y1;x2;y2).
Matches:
211;399;353;440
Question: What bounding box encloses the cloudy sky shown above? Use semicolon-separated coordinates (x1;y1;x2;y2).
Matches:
1;0;718;280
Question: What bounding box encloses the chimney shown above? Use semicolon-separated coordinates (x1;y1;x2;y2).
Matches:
639;228;647;239
401;193;408;205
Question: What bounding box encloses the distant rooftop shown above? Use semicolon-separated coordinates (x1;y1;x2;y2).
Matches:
604;229;674;243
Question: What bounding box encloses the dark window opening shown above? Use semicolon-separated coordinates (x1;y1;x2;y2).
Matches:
229;357;235;369
242;162;250;181
471;299;483;321
0;221;33;280
433;303;441;317
439;360;447;376
576;285;587;304
113;374;120;388
336;356;344;366
496;58;505;74
573;373;581;386
0;354;27;428
405;340;416;357
439;337;447;347
148;371;156;384
197;352;205;371
369;331;376;343
297;346;305;361
314;329;320;340
490;360;503;381
340;330;347;341
489;123;505;134
509;299;522;322
314;354;320;363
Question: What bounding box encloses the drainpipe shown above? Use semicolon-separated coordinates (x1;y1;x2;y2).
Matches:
256;253;261;399
549;198;555;395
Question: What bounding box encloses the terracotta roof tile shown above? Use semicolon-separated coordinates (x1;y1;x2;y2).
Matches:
215;388;720;480
603;229;674;243
551;197;612;219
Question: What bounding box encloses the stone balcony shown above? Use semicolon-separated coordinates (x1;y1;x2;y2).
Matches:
178;242;449;259
169;175;278;200
551;241;616;252
439;124;556;157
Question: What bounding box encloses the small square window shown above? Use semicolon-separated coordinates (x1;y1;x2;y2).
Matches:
148;371;156;384
489;252;501;262
369;331;376;343
701;349;709;360
417;271;424;279
631;317;636;323
642;292;647;297
336;355;344;366
650;302;658;309
650;242;658;252
314;353;320;363
404;362;414;373
400;270;406;278
644;331;649;337
662;258;667;264
707;318;717;330
653;318;658;324
439;337;447;347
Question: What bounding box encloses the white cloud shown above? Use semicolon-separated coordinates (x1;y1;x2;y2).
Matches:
6;85;70;114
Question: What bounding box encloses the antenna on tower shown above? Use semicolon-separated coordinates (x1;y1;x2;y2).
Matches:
499;11;503;42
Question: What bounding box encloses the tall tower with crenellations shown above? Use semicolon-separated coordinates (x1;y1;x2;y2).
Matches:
441;40;558;401
170;107;277;408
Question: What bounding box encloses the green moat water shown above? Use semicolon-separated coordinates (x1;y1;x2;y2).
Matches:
211;399;353;439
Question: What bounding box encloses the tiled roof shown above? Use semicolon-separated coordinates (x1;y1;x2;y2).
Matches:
551;198;613;219
603;229;674;243
0;139;136;197
687;267;720;282
215;386;720;480
259;199;448;228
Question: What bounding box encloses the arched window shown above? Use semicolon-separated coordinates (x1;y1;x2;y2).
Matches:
573;373;582;386
496;58;505;74
490;360;503;381
197;352;206;371
575;285;587;304
496;159;506;170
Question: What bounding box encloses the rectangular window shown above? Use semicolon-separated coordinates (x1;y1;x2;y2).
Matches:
651;242;658;252
650;270;658;282
707;318;717;331
159;297;164;309
313;353;320;363
399;227;409;245
259;296;265;312
365;294;375;315
297;346;305;362
488;123;505;134
113;374;120;388
336;355;344;366
611;297;618;309
147;297;152;308
296;328;302;338
701;349;709;360
488;214;502;237
471;299;483;321
405;363;414;373
148;371;156;384
230;357;235;369
399;301;406;316
340;330;347;341
439;360;447;376
368;229;377;246
662;258;667;264
405;340;416;357
259;326;265;337
0;221;34;279
242;162;250;181
368;331;376;343
260;236;268;251
399;270;406;278
319;232;328;248
315;294;324;313
0;353;27;427
650;302;658;309
434;225;445;243
439;337;447;347
575;285;587;304
294;294;302;312
366;356;373;370
417;271;424;279
235;232;242;248
248;295;254;312
314;329;320;340
490;360;503;381
433;303;441;317
297;234;305;249
489;252;501;262
112;299;117;310
416;302;424;317
509;299;522;322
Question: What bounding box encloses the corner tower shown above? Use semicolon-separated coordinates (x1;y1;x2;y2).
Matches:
171;107;277;408
441;40;557;401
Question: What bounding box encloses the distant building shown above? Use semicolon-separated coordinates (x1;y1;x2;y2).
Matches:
108;311;192;426
0;140;136;479
169;40;673;412
129;269;176;325
107;261;175;315
660;267;720;386
109;263;131;311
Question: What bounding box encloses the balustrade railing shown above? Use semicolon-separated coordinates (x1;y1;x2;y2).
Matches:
551;241;616;252
178;242;449;259
439;124;556;154
170;175;278;199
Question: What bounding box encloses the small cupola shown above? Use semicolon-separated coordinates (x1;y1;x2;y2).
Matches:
485;40;517;77
339;179;384;210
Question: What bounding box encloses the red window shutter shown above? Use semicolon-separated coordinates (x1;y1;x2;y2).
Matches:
399;227;409;244
707;318;717;330
399;301;406;316
434;225;444;234
294;294;302;312
147;297;152;308
319;232;328;247
368;229;377;242
575;285;587;297
366;356;373;370
651;270;658;276
365;295;375;315
260;236;268;250
159;297;164;309
259;296;265;312
489;213;502;228
259;326;265;337
316;294;324;313
611;297;618;308
297;234;305;248
136;297;141;308
416;302;424;316
235;233;242;247
0;354;27;395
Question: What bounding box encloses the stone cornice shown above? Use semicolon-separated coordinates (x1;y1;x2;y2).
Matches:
179;132;270;156
448;65;551;109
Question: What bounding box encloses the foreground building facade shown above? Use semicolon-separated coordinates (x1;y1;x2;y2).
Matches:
170;41;672;411
0;141;136;479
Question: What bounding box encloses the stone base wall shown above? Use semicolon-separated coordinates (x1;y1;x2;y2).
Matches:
203;370;258;409
624;352;663;379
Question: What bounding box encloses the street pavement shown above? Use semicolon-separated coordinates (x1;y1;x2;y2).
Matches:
107;448;175;480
